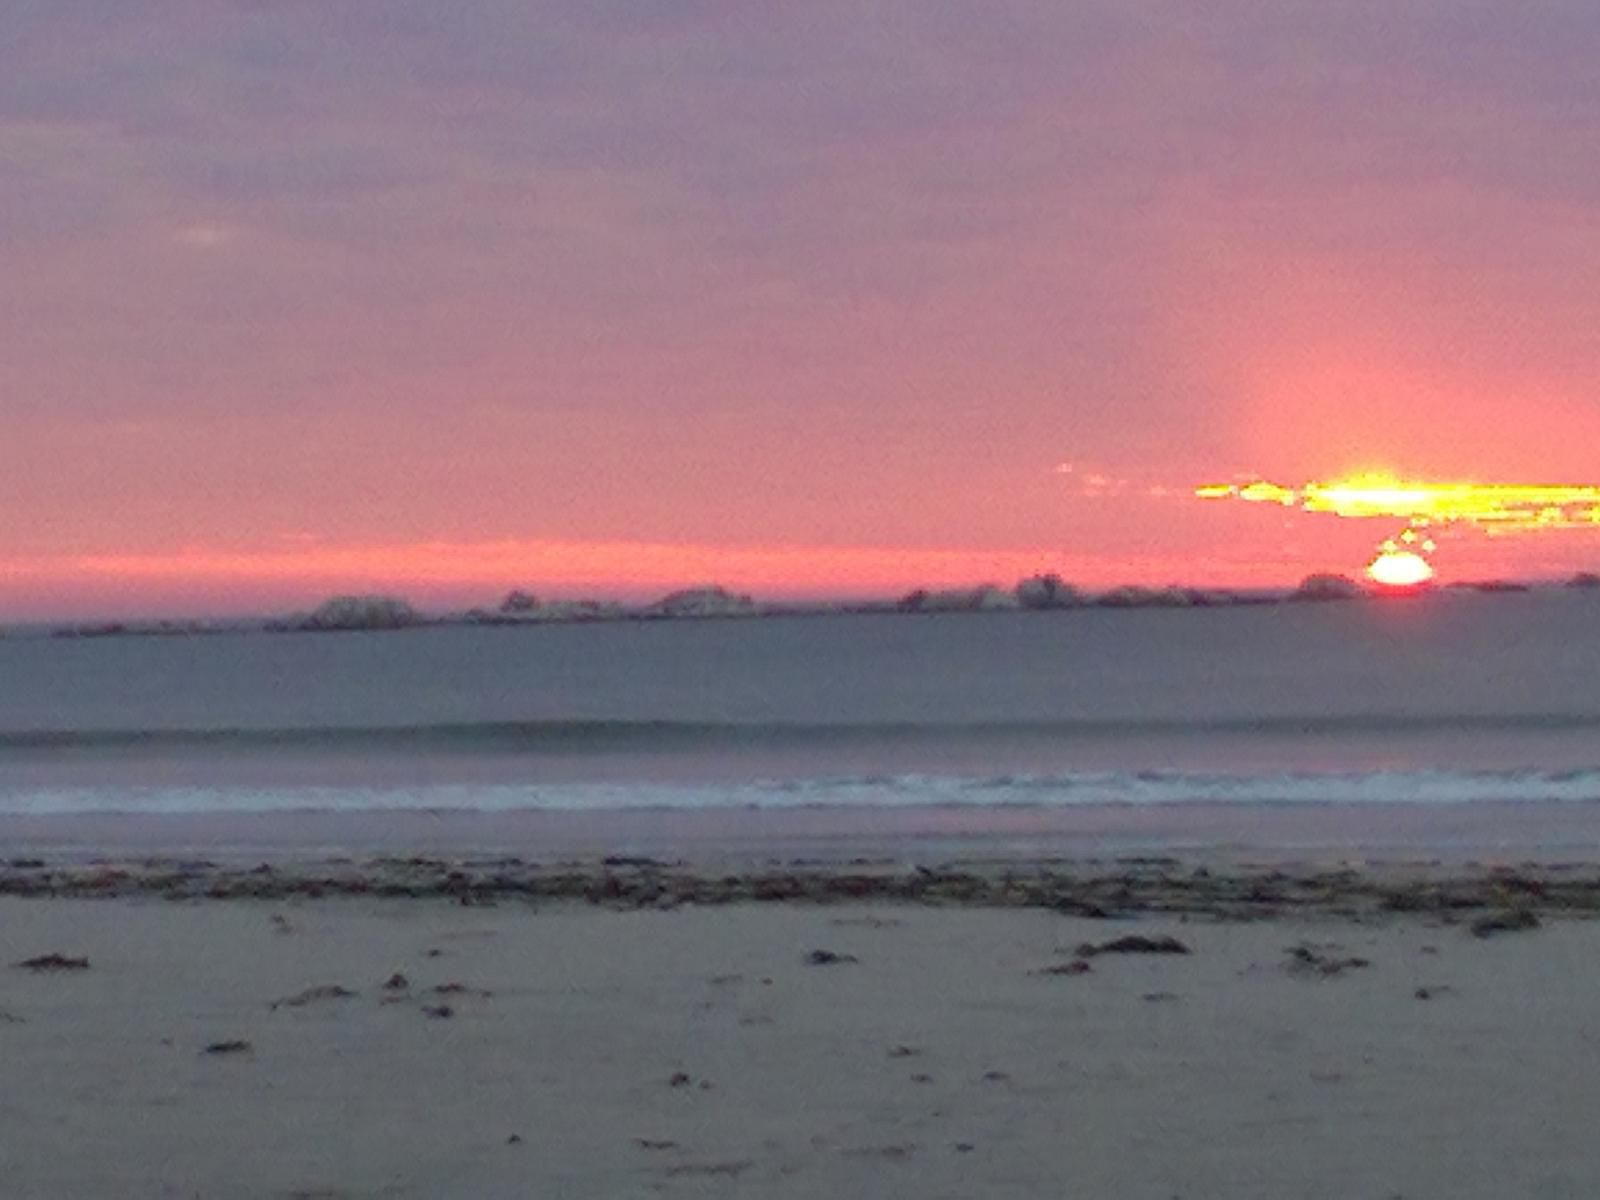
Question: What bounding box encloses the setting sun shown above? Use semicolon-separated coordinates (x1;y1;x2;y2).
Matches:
1366;549;1435;588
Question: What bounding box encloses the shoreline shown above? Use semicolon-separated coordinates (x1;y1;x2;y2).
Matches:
4;853;1597;927
6;797;1600;869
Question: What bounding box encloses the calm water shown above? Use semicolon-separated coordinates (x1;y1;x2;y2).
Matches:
3;590;1600;825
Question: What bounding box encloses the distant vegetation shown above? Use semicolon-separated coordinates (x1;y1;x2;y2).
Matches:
30;569;1600;640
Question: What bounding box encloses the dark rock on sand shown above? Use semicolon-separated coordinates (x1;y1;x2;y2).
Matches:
805;949;859;966
382;973;410;991
1471;909;1541;937
1076;935;1191;957
1051;898;1113;919
422;1004;454;1020
202;1040;253;1056
13;954;90;972
1034;959;1093;976
432;982;492;997
270;985;357;1010
1285;944;1370;978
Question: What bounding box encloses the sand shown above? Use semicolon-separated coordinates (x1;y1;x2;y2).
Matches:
3;878;1598;1199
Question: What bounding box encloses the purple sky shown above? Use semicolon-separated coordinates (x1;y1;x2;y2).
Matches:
5;2;1600;615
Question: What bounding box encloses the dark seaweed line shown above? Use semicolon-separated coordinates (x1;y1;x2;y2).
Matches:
3;859;1598;919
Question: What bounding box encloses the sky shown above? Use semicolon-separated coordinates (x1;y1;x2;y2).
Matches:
4;2;1600;617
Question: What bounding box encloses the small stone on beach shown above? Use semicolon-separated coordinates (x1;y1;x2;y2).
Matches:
1471;909;1541;938
1034;959;1092;976
1075;935;1191;957
382;973;409;991
202;1040;253;1056
432;982;491;997
422;1004;454;1020
1285;944;1370;978
270;985;357;1010
805;949;859;966
13;954;90;972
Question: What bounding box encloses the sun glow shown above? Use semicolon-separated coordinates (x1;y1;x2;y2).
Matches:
1366;549;1435;588
1196;473;1600;532
1196;472;1600;581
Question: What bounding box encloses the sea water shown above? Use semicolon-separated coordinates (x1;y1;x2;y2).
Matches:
3;590;1599;857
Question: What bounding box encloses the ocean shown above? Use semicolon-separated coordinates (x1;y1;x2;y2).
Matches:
4;589;1600;860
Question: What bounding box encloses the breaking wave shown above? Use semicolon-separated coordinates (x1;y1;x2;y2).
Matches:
6;712;1600;757
4;766;1600;816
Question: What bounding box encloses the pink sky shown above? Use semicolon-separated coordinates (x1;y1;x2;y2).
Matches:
5;4;1600;618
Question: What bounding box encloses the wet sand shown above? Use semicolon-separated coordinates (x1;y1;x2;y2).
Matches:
3;858;1599;1198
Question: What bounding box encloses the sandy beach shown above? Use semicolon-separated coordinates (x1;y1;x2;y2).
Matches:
3;859;1598;1199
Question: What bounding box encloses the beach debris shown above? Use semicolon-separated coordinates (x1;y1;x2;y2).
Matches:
804;949;859;966
841;1144;916;1161
981;1070;1010;1083
421;1004;454;1020
269;914;295;935
1051;898;1113;919
432;982;491;997
1075;935;1191;957
1142;991;1181;1003
910;1073;934;1084
507;1135;523;1146
1414;985;1455;1000
0;1009;24;1024
1471;909;1541;938
13;953;90;972
1284;944;1370;978
954;1143;975;1154
668;1072;693;1088
202;1040;253;1056
381;973;410;991
887;1044;923;1058
661;1161;754;1179
1034;959;1092;976
635;1139;679;1151
270;985;357;1010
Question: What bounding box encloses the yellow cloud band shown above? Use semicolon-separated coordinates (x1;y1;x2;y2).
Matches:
1196;474;1600;534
